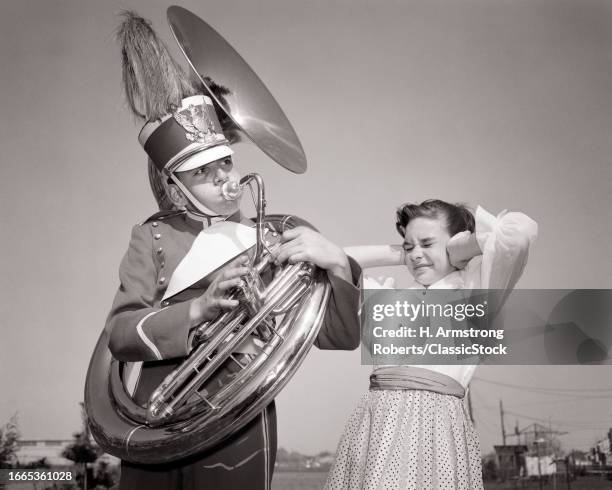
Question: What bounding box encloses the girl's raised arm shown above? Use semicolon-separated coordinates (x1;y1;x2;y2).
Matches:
343;245;405;269
475;206;538;290
472;206;538;315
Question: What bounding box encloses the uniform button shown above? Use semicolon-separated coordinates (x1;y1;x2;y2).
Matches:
158;277;166;284
161;300;170;307
152;221;159;227
154;233;161;240
157;247;163;254
160;261;165;267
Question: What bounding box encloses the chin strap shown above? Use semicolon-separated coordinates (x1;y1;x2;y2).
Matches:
168;173;228;226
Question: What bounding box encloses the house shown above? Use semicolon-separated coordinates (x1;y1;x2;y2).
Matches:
15;439;119;467
16;439;74;466
494;444;528;480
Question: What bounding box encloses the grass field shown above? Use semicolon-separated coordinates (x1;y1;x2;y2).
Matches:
271;473;612;490
483;476;612;490
4;472;611;489
272;471;328;490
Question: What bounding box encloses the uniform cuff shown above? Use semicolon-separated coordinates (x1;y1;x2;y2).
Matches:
327;255;362;292
140;301;193;359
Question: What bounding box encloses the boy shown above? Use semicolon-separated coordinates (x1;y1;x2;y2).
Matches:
106;12;361;490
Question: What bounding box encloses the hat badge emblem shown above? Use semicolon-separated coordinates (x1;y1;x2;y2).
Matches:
173;103;225;145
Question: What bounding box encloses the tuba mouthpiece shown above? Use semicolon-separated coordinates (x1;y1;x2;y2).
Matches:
221;180;242;201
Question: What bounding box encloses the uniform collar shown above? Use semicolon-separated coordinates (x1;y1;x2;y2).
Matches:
183;210;243;232
417;270;465;290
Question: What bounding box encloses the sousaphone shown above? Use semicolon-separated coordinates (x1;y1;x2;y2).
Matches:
85;6;329;463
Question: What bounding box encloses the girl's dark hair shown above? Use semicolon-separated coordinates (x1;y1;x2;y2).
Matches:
396;199;475;237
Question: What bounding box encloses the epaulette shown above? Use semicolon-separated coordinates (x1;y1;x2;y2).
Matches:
139;209;186;226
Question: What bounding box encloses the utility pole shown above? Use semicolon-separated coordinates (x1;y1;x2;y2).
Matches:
508;422;568;487
535;425;543;490
500;399;507;445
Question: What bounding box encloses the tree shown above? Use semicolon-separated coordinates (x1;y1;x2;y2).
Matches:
92;460;118;489
0;414;20;468
22;457;50;469
62;403;101;490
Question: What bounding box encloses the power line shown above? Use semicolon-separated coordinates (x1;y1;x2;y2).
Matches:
469;388;498;412
469;384;612;453
503;409;612;429
508;395;612;407
559;428;612;433
470;391;569;429
473;377;612;394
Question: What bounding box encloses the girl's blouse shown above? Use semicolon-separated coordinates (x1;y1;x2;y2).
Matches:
371;206;538;388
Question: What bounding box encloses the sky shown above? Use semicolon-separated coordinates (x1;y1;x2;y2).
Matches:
1;0;612;457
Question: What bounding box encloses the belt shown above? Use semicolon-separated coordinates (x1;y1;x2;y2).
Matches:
369;366;465;398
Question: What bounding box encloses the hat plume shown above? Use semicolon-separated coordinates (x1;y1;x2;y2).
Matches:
117;10;198;120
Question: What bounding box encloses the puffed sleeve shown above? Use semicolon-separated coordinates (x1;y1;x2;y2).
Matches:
315;256;362;350
106;225;193;362
472;206;538;314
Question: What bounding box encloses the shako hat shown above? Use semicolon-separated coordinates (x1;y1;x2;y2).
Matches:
139;95;233;173
117;11;232;174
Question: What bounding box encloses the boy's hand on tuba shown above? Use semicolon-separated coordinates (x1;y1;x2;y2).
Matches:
273;226;352;282
189;255;250;326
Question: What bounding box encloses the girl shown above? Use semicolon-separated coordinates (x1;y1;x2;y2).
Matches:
325;199;537;490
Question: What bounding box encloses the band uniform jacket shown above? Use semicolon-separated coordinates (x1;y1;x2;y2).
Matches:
105;211;362;490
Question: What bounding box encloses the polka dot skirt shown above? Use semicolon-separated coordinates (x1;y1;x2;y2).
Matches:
324;390;483;490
